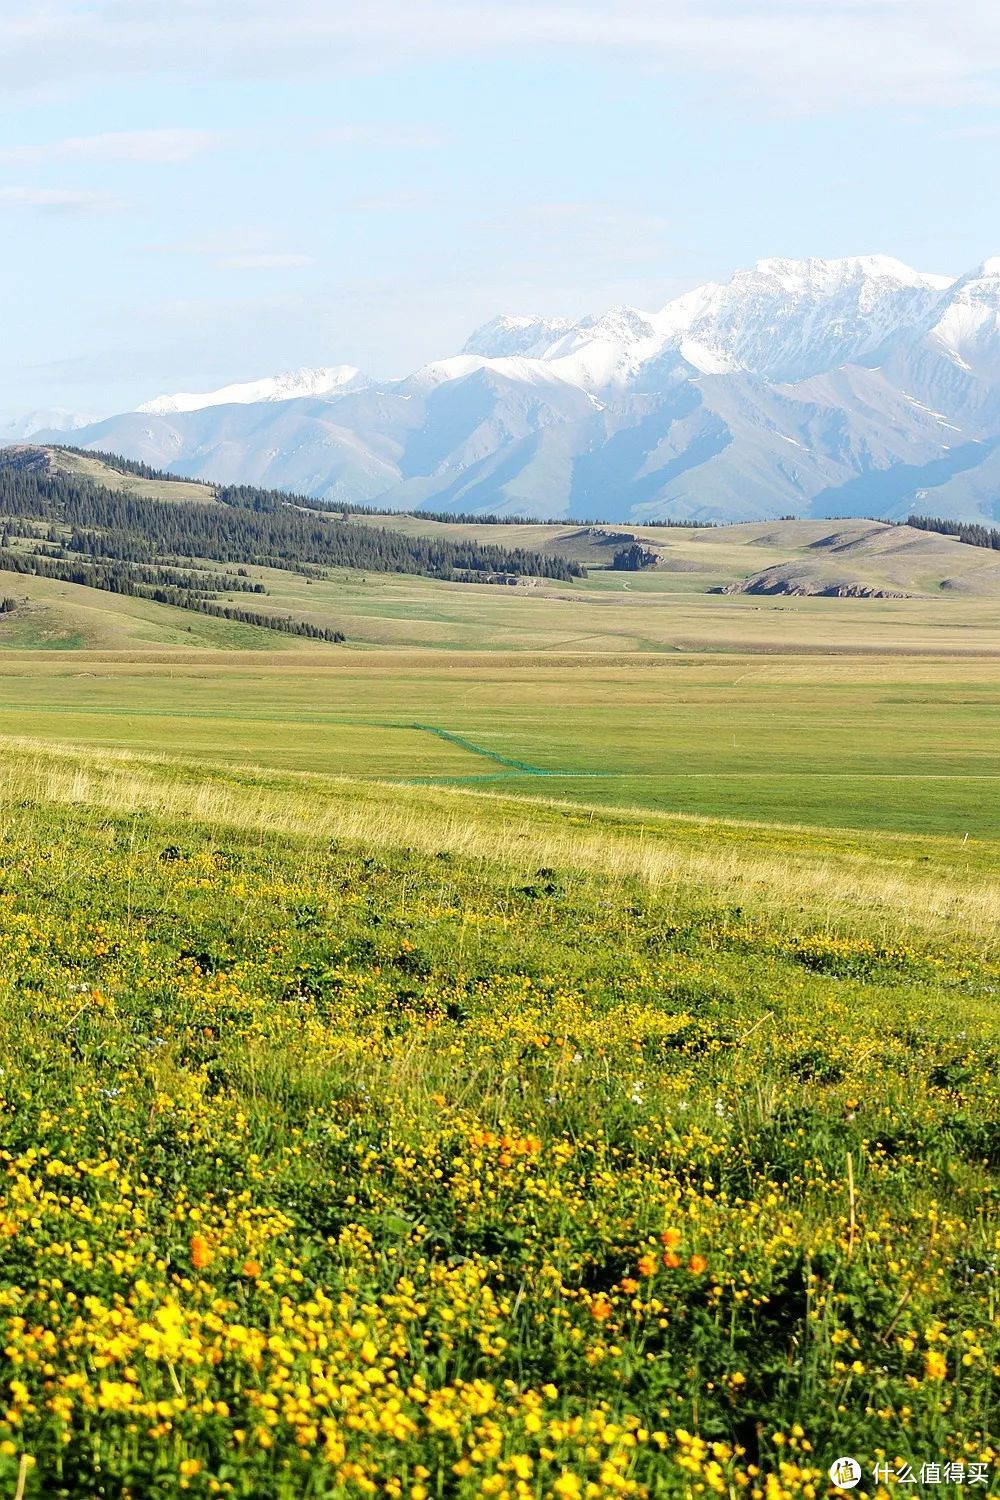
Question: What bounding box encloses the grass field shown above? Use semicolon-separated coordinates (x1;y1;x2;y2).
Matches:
5;480;1000;662
0;452;998;1495
0;454;994;844
237;567;1000;656
0;740;996;1498
0;649;993;837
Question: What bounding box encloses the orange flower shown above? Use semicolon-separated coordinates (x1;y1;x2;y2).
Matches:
590;1297;612;1322
663;1251;681;1269
637;1253;658;1278
688;1254;708;1275
190;1233;213;1270
660;1228;682;1250
242;1259;262;1278
620;1277;639;1294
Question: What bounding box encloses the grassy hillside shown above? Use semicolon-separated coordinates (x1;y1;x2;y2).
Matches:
0;446;580;653
0;740;995;1497
2;447;999;658
47;446;223;505
0;570;326;652
6;557;1000;658
350;513;1000;598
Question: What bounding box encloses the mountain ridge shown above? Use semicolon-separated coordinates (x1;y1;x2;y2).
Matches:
23;253;1000;524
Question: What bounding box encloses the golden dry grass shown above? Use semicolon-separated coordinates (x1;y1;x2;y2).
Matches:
2;734;996;949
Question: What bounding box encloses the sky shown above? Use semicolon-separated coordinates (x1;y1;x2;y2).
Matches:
2;0;1000;422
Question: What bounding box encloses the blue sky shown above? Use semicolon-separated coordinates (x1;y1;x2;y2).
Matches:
2;0;1000;420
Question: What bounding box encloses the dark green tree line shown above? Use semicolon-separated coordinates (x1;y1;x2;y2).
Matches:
0;469;584;581
908;514;1000;551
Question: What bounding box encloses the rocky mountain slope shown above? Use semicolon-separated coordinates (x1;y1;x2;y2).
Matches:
26;256;1000;523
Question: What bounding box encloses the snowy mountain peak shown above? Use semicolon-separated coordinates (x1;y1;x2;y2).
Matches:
577;306;659;343
643;253;957;382
965;257;1000;281
1;408;95;440
474;256;965;396
461;314;575;359
54;250;1000;528
920;256;1000;378
750;254;952;293
138;365;368;416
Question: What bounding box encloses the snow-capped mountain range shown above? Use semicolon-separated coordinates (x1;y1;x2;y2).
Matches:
2;408;97;442
22;254;1000;522
136;365;366;415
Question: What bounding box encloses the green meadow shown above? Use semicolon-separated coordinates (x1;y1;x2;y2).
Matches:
0;647;994;836
0;739;996;1497
0;456;998;1495
0;474;997;841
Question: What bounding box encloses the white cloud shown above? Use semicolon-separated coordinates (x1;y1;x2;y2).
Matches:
220;252;315;269
0;129;228;165
319;125;450;149
2;1;1000;112
0;124;442;164
350;191;430;214
145;230;314;271
0;186;125;214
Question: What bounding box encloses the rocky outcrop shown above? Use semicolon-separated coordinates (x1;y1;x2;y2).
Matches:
714;564;909;598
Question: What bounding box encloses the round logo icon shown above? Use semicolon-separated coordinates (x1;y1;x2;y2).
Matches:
829;1457;862;1490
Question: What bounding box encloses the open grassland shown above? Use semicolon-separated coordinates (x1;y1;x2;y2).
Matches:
0;742;996;1497
0;651;994;838
220;554;1000;658
6;561;992;658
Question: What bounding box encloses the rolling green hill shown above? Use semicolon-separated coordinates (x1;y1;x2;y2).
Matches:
4;442;222;505
348;509;1000;597
0;445;582;651
3;445;1000;661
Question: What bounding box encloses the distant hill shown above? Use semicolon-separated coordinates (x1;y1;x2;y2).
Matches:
30;253;1000;525
0;446;582;584
355;510;1000;600
0;446;585;650
1;445;998;654
3;442;223;505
